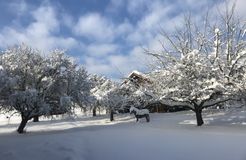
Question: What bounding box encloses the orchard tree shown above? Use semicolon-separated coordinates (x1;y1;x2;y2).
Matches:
91;76;129;121
68;67;93;113
11;89;50;133
90;75;114;116
0;67;16;112
147;3;246;126
0;45;51;132
121;79;154;109
0;45;92;133
153;50;237;126
43;50;76;115
101;80;153;121
45;52;92;114
102;83;130;121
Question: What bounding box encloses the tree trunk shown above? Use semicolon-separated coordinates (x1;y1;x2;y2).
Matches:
110;109;114;121
33;116;39;122
195;109;204;126
99;108;101;115
92;107;97;117
17;117;29;134
83;107;87;113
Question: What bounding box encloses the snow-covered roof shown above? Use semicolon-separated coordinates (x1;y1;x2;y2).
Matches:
127;70;146;78
128;70;151;82
121;70;152;88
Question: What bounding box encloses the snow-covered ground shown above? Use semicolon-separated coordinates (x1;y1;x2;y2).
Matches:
1;109;246;160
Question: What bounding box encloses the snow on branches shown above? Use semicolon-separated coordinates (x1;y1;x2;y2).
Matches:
0;44;92;133
147;6;246;126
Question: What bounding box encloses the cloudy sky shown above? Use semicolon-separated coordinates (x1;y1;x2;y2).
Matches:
0;0;245;80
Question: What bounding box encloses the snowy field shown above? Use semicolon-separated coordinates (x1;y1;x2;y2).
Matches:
1;109;246;160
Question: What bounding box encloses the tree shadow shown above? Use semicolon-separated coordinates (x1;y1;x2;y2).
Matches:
0;114;135;136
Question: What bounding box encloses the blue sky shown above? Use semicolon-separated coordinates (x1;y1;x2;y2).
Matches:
0;0;245;80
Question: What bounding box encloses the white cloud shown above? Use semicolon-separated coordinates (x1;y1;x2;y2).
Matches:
127;0;150;15
0;27;28;48
74;13;115;42
0;3;79;52
125;1;173;45
83;0;205;79
84;44;152;79
116;19;134;36
1;0;245;81
62;13;75;28
109;47;150;74
84;57;115;76
95;0;221;79
31;4;59;33
86;43;119;57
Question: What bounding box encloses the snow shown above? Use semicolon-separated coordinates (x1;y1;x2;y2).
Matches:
128;70;145;77
1;109;246;160
215;28;220;34
243;29;246;37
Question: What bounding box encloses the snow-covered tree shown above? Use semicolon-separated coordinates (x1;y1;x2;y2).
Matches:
101;83;139;121
120;81;151;108
147;4;246;126
0;67;15;111
153;50;237;125
0;45;92;133
98;77;154;121
10;89;50;133
44;51;93;114
102;85;122;121
0;45;53;132
90;75;137;120
90;75;114;116
68;67;93;112
43;50;76;114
